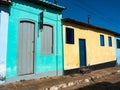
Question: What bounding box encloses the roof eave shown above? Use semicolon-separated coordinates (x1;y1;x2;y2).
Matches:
24;0;65;11
62;18;120;36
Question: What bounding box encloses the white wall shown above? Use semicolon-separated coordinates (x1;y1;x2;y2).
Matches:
0;6;9;84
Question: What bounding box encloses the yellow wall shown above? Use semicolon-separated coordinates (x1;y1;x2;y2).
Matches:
63;22;116;70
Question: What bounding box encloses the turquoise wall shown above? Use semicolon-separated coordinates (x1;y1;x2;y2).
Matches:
6;0;63;78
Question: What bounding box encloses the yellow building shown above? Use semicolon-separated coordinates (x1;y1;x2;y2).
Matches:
62;18;118;74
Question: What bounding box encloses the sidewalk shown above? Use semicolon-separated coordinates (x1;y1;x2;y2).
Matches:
0;66;120;90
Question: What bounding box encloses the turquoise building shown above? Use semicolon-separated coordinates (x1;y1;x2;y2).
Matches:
2;0;64;83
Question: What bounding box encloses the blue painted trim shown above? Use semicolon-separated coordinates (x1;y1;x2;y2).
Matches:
100;35;105;46
108;36;112;47
79;39;86;67
66;27;74;44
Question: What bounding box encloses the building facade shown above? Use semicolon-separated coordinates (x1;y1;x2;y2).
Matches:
115;36;120;65
0;0;11;84
1;0;64;83
62;18;119;75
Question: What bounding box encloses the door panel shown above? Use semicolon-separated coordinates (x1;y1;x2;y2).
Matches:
41;24;53;54
79;39;86;67
18;21;35;75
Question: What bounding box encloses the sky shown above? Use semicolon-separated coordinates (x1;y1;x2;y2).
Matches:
48;0;120;33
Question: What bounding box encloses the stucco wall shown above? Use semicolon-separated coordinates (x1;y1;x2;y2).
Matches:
63;22;116;70
0;5;9;83
6;0;63;78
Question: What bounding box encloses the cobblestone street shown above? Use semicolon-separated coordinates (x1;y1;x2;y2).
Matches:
65;71;120;90
0;66;120;90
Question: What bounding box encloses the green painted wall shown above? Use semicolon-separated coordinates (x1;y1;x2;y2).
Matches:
6;0;63;78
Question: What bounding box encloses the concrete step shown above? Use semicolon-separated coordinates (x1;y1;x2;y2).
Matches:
79;66;91;74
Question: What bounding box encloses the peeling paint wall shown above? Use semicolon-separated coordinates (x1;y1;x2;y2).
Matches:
63;22;116;70
0;5;9;84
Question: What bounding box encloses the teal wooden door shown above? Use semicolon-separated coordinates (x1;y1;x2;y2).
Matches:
79;39;86;67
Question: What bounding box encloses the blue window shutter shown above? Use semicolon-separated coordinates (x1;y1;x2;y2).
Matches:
66;27;74;44
108;36;112;47
100;35;104;46
117;39;120;48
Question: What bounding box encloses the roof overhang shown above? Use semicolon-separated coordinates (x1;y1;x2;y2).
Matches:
62;18;120;36
24;0;65;11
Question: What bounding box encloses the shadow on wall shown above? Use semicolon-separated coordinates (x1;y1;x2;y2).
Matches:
75;81;120;90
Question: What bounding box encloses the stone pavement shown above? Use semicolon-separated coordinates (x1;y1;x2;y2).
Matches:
0;66;120;90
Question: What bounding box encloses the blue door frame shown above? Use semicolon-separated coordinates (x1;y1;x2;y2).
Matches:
79;39;86;67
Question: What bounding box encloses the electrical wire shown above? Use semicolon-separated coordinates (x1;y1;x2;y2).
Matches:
62;0;120;29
